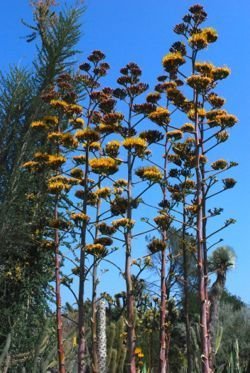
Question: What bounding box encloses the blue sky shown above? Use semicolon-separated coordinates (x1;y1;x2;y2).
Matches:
1;0;250;304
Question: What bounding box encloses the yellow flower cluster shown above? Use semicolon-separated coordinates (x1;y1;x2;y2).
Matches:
195;62;230;82
123;137;147;156
47;176;71;194
50;100;83;115
162;52;185;72
70;168;84;179
166;130;183;141
180;123;195;132
94;187;111;199
105;140;120;157
206;110;238;128
208;93;225;108
148;238;166;253
70;117;85;128
31;120;47;130
48;132;63;142
212;67;231;80
71;213;90;223
61;133;78;148
211;159;228;170
47;181;70;194
186;75;212;91
113;179;128;189
76;128;100;143
154;214;172;229
182;179;196;190
148;107;170;125
73;155;86;164
187;108;206;121
112;218;135;229
47;154;66;169
89;141;101;151
99;122;119;134
195;62;215;75
216;130;229;143
89;157;118;175
185;204;198;214
22;161;40;172
189;27;218;49
32;153;49;164
50;99;69;111
85;243;105;256
136;166;162;182
67;104;83;115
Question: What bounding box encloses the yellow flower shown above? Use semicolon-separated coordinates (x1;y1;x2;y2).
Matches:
112;218;135;229
89;141;101;151
187;108;206;121
180;123;195;133
189;32;208;49
134;347;142;355
148;107;170;125
47;132;63;143
99;123;119;134
47;181;66;194
136;166;162;182
31;120;47;130
67;104;83;115
186;75;212;91
95;187;111;199
195;62;215;76
154;214;172;229
208;93;225;108
61;133;78;148
162;52;185;72
47;154;66;169
71;213;90;223
73;155;86;164
34;152;50;162
22;161;41;173
203;27;218;43
75;128;100;143
211;159;228;170
212;67;231;81
189;28;217;50
166;130;183;141
70;117;85;128
105;140;120;157
89;157;118;175
123;137;147;156
148;238;166;253
85;243;105;256
50;99;69;111
70;168;84;179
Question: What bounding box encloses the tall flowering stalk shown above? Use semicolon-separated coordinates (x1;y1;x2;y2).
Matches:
72;51;119;372
146;97;172;371
22;72;82;372
111;63;152;371
156;4;238;371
